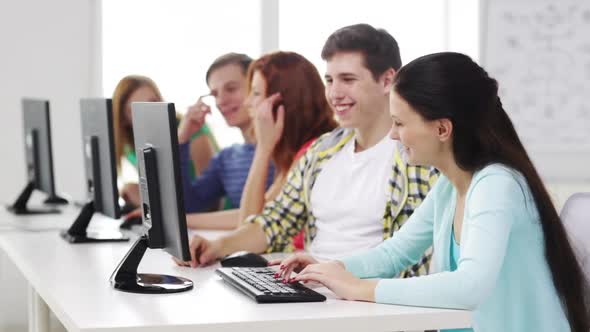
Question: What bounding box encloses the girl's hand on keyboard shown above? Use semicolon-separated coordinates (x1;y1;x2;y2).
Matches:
271;253;318;282
293;262;378;302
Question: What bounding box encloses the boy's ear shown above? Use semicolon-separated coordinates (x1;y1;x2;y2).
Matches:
381;68;396;93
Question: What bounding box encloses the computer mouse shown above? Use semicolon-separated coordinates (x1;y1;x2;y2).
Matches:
119;215;143;230
220;251;268;268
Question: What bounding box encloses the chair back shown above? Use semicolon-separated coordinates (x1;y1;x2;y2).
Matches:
560;192;590;279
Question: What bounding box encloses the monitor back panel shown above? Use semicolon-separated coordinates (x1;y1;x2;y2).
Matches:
80;98;120;219
22;98;56;195
131;102;190;260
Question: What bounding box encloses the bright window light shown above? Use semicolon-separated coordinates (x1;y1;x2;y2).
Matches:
278;0;448;77
102;0;479;183
102;0;262;150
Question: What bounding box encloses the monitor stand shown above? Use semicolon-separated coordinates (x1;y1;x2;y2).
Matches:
44;193;69;205
110;235;193;294
60;200;129;243
6;181;60;215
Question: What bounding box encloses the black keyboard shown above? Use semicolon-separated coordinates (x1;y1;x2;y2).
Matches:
216;267;327;303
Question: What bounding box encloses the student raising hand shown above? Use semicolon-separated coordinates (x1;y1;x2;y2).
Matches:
178;95;212;144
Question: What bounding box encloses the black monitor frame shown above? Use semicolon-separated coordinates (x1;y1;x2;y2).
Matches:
110;102;192;294
7;98;68;215
60;98;128;243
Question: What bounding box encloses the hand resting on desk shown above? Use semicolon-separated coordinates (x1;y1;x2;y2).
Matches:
173;234;223;267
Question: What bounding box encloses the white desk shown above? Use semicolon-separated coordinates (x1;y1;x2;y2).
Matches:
0;208;472;332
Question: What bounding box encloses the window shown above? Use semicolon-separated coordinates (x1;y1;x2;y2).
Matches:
103;0;479;182
279;0;445;76
279;0;479;75
102;0;261;149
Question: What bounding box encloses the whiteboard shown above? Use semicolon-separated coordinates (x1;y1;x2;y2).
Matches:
480;0;590;180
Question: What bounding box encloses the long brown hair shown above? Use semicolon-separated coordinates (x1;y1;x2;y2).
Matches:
247;51;338;173
393;52;589;332
111;75;163;171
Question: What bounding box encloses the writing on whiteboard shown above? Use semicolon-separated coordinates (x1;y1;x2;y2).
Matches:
485;2;590;151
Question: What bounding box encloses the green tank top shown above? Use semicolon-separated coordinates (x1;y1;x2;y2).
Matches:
125;123;232;210
125;122;217;179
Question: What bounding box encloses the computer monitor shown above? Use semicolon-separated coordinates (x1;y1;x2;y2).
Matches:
110;102;192;294
60;98;128;243
7;98;68;214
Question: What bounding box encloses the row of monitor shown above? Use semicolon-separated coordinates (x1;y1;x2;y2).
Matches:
7;98;192;294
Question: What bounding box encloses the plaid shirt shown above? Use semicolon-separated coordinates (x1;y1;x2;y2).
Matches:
245;128;439;277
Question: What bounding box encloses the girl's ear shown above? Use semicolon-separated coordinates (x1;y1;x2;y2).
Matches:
437;119;453;142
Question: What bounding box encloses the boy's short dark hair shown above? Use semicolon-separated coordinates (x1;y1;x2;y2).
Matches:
205;53;253;84
321;24;402;80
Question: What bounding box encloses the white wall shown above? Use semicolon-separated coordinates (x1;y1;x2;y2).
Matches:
0;0;101;204
0;0;100;330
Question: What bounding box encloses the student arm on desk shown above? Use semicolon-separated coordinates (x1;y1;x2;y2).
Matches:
345;174;519;310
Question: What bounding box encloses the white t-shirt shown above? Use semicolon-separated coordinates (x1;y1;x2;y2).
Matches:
308;134;395;260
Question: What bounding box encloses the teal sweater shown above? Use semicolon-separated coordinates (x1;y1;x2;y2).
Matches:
342;164;570;332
